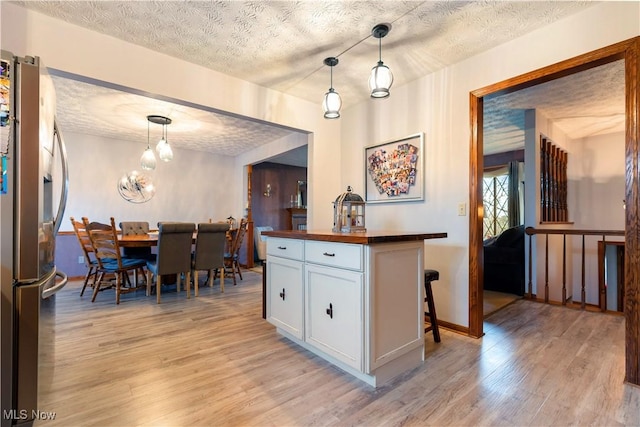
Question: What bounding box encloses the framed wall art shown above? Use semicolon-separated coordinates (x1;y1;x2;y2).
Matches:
364;132;424;203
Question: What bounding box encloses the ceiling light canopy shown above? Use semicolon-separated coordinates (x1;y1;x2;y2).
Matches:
322;57;341;119
369;23;393;99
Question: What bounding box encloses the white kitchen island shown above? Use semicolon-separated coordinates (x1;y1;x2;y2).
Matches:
262;229;447;387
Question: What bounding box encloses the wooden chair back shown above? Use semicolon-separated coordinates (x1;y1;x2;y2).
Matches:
70;216;95;266
230;218;249;258
83;217;123;269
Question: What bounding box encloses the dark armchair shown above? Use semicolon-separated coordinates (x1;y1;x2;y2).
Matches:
483;225;525;296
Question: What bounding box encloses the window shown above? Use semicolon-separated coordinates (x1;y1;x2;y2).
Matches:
483;170;509;239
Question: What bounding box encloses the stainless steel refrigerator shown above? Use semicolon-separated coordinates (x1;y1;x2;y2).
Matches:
0;52;69;427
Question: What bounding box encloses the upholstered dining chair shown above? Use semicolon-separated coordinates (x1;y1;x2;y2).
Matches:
83;217;147;304
119;221;153;259
119;221;153;283
146;222;195;304
191;222;228;296
70;216;99;297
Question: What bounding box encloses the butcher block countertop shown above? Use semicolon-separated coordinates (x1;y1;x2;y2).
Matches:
262;229;447;244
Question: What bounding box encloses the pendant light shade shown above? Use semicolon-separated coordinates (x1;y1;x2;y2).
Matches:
140;119;157;170
159;142;174;162
156;137;167;154
140;148;156;171
369;24;393;99
322;57;341;119
323;89;342;119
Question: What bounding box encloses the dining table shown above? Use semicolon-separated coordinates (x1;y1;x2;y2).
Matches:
118;230;236;248
118;232;161;247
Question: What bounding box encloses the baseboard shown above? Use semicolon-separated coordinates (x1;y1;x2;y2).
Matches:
437;319;469;336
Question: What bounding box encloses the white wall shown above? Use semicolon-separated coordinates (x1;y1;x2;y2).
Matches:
2;1;638;328
571;132;625;230
569;132;625;304
57;132;238;231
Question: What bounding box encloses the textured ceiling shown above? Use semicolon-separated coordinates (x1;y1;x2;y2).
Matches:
12;0;609;160
50;76;297;156
484;59;625;154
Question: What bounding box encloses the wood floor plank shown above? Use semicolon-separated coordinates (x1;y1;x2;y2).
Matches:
35;271;640;426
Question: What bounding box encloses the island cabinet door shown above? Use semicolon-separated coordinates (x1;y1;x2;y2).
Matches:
304;264;364;371
266;256;304;339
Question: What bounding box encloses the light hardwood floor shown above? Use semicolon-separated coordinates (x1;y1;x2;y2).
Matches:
36;271;639;426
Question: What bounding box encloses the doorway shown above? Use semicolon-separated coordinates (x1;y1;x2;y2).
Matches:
468;38;639;346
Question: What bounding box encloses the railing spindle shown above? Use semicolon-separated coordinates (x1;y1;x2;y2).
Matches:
581;234;586;309
527;234;533;298
545;234;549;304
524;227;624;310
562;234;566;305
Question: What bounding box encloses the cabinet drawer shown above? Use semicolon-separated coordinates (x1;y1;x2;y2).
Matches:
267;238;304;261
305;241;363;271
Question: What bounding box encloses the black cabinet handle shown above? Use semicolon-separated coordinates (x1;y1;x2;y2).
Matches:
323;252;336;257
279;288;285;301
277;246;287;250
326;303;333;319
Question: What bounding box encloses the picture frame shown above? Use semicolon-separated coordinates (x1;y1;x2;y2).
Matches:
364;132;424;204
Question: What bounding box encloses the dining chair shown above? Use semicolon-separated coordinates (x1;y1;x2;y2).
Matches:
83;217;147;304
191;222;228;296
218;218;249;286
119;221;153;283
146;222;195;304
254;225;273;265
119;221;154;259
69;216;99;296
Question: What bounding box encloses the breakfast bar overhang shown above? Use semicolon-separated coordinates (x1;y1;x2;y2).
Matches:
263;230;447;387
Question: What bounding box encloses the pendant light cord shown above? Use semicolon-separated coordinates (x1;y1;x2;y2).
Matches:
284;0;426;90
330;64;333;89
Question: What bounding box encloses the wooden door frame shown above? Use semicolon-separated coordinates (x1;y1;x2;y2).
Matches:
468;37;640;385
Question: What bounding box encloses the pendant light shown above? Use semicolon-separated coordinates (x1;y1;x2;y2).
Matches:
322;57;341;119
369;23;393;99
140;118;157;171
147;115;173;163
158;120;173;162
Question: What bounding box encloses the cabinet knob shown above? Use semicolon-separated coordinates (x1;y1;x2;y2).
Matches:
279;288;286;300
326;303;333;319
277;246;287;250
323;252;336;257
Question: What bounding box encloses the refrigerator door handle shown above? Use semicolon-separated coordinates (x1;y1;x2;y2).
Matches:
42;269;68;299
53;119;69;235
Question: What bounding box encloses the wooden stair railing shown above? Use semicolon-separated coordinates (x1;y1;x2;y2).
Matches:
525;227;624;310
